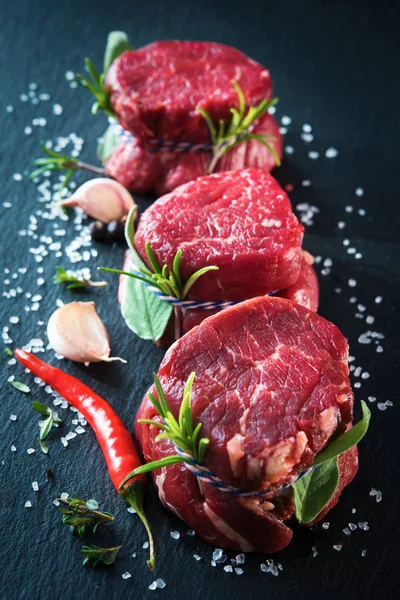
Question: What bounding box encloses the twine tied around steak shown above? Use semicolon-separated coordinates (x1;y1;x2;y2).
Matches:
171;443;316;498
112;119;259;155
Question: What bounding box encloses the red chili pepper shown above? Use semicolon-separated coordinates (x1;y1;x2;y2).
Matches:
15;349;155;570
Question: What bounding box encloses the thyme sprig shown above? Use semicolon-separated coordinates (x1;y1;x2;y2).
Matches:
54;267;108;290
32;401;62;440
120;372;209;484
75;58;116;119
99;242;218;300
58;496;115;538
81;545;121;567
30;142;105;189
198;80;280;173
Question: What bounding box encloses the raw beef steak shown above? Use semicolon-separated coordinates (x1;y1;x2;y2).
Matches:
104;41;282;194
134;169;304;301
135;297;357;553
105;41;272;142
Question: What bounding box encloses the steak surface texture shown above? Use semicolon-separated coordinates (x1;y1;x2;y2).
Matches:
135;297;357;552
134;169;304;301
106;41;272;142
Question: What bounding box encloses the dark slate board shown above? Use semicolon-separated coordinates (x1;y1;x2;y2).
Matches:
0;1;399;599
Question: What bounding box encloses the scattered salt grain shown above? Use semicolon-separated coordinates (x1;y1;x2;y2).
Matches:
156;579;166;589
127;506;136;514
32;481;39;492
61;437;68;447
6;105;14;113
143;541;149;549
236;554;245;564
358;522;369;531
325;147;338;158
24;126;33;135
361;550;367;557
281;115;292;125
75;426;85;434
65;432;77;441
235;568;244;575
302;179;312;186
338;221;346;229
170;531;180;540
285;145;294;154
53;499;60;506
322;522;330;530
193;554;201;561
345;205;353;213
376;491;383;502
348;279;357;287
343;527;351;536
10;414;17;421
60;492;68;500
27;448;35;454
149;582;157;591
260;564;269;572
122;572;131;580
376;345;384;353
375;296;383;304
224;565;233;573
25;501;32;508
349;523;357;531
53;103;63;115
308;151;319;159
312;547;318;557
366;316;375;324
333;545;342;551
358;208;366;216
355;187;364;196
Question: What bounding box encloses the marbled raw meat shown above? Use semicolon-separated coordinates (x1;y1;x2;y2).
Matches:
135;297;357;553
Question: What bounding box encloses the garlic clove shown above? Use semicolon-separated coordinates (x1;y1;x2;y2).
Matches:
47;301;126;363
57;178;135;223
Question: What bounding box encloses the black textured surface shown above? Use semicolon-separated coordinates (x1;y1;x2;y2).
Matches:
1;1;399;599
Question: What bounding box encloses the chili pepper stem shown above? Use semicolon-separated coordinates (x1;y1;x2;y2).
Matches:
119;479;155;571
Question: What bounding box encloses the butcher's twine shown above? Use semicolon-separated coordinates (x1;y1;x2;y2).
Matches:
129;260;241;310
174;446;316;498
112;119;259;154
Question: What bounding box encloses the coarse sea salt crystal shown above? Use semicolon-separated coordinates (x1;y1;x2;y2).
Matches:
281;115;292;125
361;550;367;557
338;221;346;229
224;565;233;573
308;151;319;159
53;499;60;506
193;554;201;561
143;541;149;549
325;147;338;158
122;572;131;580
285;145;294;154
25;501;32;508
302;179;311;186
10;414;17;421
127;506;136;514
27;448;35;454
375;296;383;304
348;523;357;531
32;482;39;492
170;531;180;540
343;527;351;536
149;582;157;591
60;492;69;500
355;187;364;196
348;278;357;287
333;545;342;551
322;522;330;529
235;568;244;575
156;579;166;589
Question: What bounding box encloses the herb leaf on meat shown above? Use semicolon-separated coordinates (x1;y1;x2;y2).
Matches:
292;401;370;523
98;207;218;341
119;372;209;484
103;31;133;73
198;80;280;173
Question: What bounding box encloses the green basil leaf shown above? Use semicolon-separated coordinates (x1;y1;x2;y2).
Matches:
103;31;133;74
32;401;51;416
39;415;53;440
10;381;30;393
121;260;173;341
97;122;119;165
85;499;99;511
293;457;340;523
313;401;371;467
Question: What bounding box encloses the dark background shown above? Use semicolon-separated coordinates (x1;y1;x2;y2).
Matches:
0;1;399;599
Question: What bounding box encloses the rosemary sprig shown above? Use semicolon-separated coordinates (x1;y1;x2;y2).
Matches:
32;401;62;440
81;545;121;567
120;372;209;484
198;80;280;173
58;496;115;538
53;266;108;290
30;142;105;189
75;58;116;119
99;242;218;300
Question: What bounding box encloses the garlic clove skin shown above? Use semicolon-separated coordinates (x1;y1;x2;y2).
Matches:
58;178;135;223
47;301;126;363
